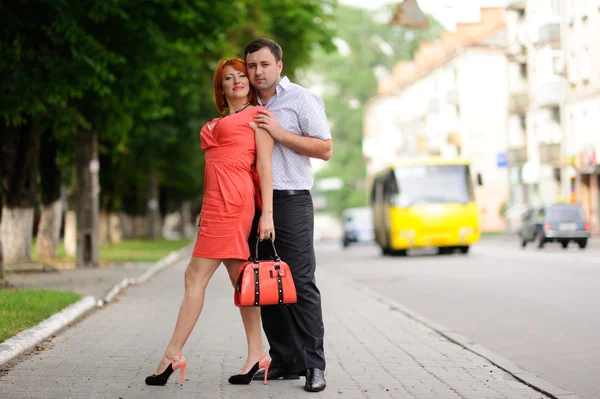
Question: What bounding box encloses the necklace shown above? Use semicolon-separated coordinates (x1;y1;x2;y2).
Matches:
230;103;251;115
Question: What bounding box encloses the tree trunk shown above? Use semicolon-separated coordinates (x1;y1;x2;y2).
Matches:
0;239;4;279
35;200;63;259
180;200;194;239
147;170;161;241
64;211;76;256
0;118;42;264
0;207;35;263
75;130;99;267
109;212;122;243
36;131;63;259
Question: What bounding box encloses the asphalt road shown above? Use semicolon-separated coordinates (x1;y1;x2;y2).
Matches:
316;237;600;399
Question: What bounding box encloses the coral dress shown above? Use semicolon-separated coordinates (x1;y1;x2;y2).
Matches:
192;106;264;260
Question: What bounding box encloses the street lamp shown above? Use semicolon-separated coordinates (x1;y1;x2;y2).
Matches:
389;0;429;29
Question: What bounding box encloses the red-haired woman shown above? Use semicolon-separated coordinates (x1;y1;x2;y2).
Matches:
145;58;274;387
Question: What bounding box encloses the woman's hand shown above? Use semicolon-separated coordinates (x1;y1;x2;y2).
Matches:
258;213;275;242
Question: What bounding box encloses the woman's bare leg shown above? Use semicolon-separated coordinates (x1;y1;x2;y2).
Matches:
155;256;221;374
224;259;267;373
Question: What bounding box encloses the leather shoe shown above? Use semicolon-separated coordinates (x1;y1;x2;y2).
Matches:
252;366;300;381
304;368;326;392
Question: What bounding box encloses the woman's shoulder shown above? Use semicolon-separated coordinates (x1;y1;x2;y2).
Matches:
201;117;223;132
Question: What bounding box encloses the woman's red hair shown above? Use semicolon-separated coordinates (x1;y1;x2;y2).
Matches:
213;58;257;114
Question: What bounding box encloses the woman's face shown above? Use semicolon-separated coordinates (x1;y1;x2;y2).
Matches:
222;65;250;104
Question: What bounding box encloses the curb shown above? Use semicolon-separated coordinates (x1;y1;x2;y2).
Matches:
0;296;96;367
0;242;192;368
337;273;583;399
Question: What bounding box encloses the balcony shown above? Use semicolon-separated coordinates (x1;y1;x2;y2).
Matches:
534;81;566;108
509;93;529;115
507;44;527;64
537;22;560;45
508;148;528;166
540;143;561;166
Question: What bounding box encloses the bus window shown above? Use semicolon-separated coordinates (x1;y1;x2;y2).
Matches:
393;165;472;206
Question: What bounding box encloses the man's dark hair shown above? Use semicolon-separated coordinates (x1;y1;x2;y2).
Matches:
244;38;283;62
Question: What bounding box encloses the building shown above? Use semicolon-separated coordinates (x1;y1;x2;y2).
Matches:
561;0;600;234
504;2;529;208
364;8;510;231
504;0;565;212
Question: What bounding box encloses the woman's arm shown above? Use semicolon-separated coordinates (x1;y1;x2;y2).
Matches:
254;124;275;241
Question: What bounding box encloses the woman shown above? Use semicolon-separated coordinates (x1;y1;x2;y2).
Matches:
145;58;274;387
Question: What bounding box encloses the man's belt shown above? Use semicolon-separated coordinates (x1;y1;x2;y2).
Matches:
272;189;310;199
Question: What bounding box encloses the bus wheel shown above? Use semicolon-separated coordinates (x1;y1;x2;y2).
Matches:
381;246;392;256
393;249;408;257
458;246;470;254
438;247;451;255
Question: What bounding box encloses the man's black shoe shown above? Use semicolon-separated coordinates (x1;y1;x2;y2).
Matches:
252;367;300;381
304;368;326;392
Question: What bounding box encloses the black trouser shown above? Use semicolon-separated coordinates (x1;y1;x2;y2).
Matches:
248;192;326;371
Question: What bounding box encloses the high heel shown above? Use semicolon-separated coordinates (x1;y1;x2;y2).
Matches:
145;353;187;386
228;354;271;385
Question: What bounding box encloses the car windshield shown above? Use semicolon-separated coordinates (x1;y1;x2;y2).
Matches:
547;205;586;222
392;165;473;206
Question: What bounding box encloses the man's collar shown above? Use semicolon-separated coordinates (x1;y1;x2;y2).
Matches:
258;76;290;105
278;76;291;91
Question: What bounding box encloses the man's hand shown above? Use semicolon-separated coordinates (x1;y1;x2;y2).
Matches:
254;108;286;142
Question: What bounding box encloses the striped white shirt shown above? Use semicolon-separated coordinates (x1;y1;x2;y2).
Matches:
258;77;331;190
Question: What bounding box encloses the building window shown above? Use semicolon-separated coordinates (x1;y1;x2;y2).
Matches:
581;47;591;82
519;63;528;79
567;0;575;25
568;51;577;84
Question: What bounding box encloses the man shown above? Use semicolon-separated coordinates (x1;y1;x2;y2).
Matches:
244;38;332;393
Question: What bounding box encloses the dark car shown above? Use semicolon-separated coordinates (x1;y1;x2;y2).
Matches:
518;203;590;249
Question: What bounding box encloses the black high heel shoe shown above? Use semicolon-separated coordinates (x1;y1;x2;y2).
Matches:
145;353;187;386
228;354;270;385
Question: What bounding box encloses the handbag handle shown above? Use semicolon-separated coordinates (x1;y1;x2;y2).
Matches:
253;234;280;263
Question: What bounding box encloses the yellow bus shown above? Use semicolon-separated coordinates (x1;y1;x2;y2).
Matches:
370;158;480;256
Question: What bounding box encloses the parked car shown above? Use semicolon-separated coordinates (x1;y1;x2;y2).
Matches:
341;207;375;248
518;203;590;249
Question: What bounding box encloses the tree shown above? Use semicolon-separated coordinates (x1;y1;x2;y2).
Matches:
306;4;442;216
0;0;121;263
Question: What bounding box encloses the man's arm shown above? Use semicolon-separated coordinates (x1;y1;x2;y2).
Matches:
274;130;332;161
253;93;333;161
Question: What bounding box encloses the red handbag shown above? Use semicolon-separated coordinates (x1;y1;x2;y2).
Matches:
234;238;297;307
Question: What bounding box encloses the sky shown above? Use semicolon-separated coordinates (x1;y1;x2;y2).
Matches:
338;0;513;30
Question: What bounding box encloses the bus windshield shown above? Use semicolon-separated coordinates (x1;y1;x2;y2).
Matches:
392;165;473;207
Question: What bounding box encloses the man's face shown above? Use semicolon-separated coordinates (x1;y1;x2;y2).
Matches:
246;47;282;92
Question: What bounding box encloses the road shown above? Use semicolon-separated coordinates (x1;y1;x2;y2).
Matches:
317;237;600;399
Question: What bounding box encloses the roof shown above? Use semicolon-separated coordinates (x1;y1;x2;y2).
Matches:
378;8;506;96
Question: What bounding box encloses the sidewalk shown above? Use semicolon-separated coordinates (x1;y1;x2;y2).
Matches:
0;248;558;399
4;262;154;299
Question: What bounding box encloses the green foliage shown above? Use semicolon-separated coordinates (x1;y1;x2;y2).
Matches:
308;4;442;216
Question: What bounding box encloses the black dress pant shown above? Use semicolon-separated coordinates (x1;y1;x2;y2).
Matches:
248;193;326;371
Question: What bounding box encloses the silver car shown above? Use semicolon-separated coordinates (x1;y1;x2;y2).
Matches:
341;207;375;248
